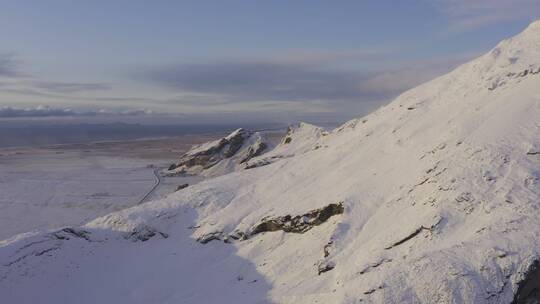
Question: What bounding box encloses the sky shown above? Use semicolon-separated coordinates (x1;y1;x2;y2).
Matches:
0;0;539;124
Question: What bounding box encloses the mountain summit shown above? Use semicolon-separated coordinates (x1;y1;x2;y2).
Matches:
2;21;540;303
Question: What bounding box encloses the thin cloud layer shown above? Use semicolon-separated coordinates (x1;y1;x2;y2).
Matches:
142;61;369;102
0;53;114;101
0;106;154;118
1;49;472;121
0;53;19;77
30;81;112;93
140;55;468;109
434;0;540;32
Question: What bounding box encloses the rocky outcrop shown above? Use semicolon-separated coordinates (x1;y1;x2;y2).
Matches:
488;67;540;91
196;202;344;244
51;227;92;242
238;139;267;164
249;202;344;236
197;232;224;244
513;260;540;304
124;225;168;242
166;128;271;177
169;128;250;171
166;123;326;177
384;216;442;250
317;260;335;275
175;183;189;192
243;122;327;170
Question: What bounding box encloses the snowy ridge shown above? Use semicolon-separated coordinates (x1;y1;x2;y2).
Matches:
244;122;327;169
166;128;271;177
2;21;540;303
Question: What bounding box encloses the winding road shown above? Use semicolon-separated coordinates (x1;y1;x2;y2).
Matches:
138;167;162;205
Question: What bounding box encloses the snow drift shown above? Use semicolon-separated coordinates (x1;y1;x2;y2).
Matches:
2;21;540;303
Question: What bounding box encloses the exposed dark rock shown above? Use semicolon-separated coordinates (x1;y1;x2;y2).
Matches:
513;260;540;304
249;202;344;236
168;128;274;174
175;183;189;192
228;230;247;241
245;156;286;170
359;258;392;275
384;217;442;250
317;260;335;275
384;227;424;249
197;231;224;244
34;247;60;256
223;131;247;158
363;285;384;295
239;142;267;164
489;67;540;91
245;159;272;170
281;125;295;144
52;227;92;241
197;202;345;244
125;225;168;242
4;238;64;267
323;240;333;258
169;129;250;171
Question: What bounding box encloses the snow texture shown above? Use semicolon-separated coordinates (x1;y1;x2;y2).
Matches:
165;128;273;177
2;20;540;303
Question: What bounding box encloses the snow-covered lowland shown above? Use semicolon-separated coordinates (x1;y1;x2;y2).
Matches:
2;21;540;303
0;142;205;241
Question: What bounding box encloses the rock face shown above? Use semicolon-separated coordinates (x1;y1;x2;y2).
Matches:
166;123;325;177
174;183;189;192
244;122;327;169
124;225;168;242
249;202;344;235
166;128;270;177
512;260;540;304
196;202;344;244
168;128;250;171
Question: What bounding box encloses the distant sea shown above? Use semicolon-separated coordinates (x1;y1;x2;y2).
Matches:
0;122;286;148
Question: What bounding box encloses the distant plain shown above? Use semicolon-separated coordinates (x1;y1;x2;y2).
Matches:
0;134;223;240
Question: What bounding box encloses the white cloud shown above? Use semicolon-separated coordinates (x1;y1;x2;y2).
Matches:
434;0;540;32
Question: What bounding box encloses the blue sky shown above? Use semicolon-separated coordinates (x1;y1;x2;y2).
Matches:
0;0;539;124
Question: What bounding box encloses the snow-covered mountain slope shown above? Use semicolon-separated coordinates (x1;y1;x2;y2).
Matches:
166;123;325;177
2;21;540;304
166;128;271;177
244;122;327;169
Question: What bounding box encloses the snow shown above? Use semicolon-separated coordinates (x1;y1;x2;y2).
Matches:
166;128;278;177
201;131;270;177
244;122;327;167
0;153;157;240
0;148;201;241
2;21;540;303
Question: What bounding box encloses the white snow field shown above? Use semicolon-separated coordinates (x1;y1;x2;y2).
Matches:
2;21;540;303
0;140;204;241
0;152;156;240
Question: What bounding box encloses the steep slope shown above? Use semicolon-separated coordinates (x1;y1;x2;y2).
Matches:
166;123;325;176
244;122;327;169
166;128;271;177
2;21;540;304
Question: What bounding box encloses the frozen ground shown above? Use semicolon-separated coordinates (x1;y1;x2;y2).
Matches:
0;136;217;241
